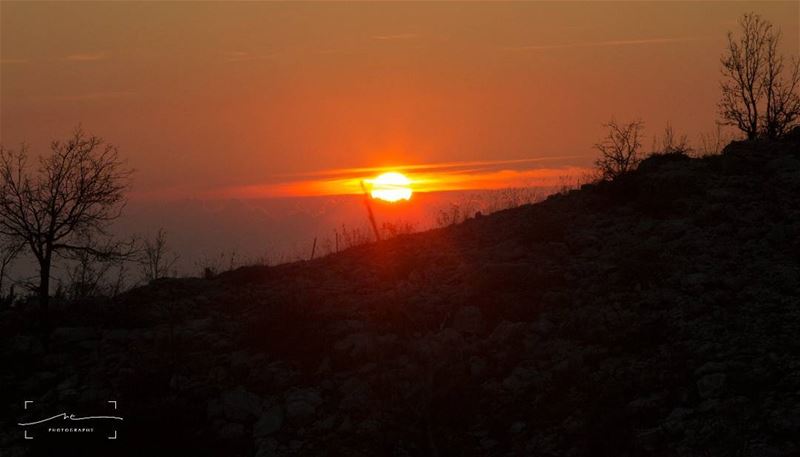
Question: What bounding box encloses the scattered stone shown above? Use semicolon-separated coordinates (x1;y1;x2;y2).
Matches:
230;350;254;377
533;318;554;336
339;378;370;412
502;366;536;392
285;388;322;423
253;405;284;437
637;427;662;451
334;333;376;360
10;335;44;355
221;387;262;422
488;321;525;345
255;438;279;457
185;317;213;333
452;306;483;334
217;422;245;440
697;373;726;399
470;356;488;378
102;328;130;342
169;374;189;391
316;415;337;431
663;407;693;435
51;327;97;345
694;361;727;376
56;375;78;392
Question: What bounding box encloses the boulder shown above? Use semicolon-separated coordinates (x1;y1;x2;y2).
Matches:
470;356;488;378
663;407;693;435
253;405;284;437
697;373;726;399
10;335;44;356
51;327;97;345
488;321;526;345
207;398;223;419
102;329;130;343
285;388;322;423
217;422;245;440
452;306;484;334
255;438;279;457
230;350;259;378
339;378;371;412
334;333;376;360
221;387;262;422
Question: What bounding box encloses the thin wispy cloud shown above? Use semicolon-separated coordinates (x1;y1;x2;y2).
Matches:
44;91;135;102
508;36;703;51
63;51;107;62
200;157;589;199
276;156;587;181
212;165;591;199
372;33;418;41
224;51;276;62
317;49;355;55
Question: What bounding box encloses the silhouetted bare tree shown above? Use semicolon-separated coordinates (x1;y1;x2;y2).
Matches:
140;228;179;282
762;21;800;139
0;236;22;302
0;127;133;311
594;119;645;180
653;123;691;155
719;13;800;139
698;123;730;156
63;235;128;300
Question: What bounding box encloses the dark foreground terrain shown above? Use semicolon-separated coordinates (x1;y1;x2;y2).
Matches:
2;133;800;457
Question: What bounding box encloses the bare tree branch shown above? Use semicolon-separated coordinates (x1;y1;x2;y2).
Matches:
139;228;180;282
719;13;800;139
0;236;24;300
594;119;645;180
652;123;692;156
0;127;133;310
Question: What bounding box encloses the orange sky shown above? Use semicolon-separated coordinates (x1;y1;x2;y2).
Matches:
1;1;798;199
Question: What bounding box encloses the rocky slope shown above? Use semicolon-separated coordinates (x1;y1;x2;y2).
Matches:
2;132;800;457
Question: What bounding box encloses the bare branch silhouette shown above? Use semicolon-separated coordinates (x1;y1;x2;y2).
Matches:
594;119;645;180
139;228;180;282
719;13;800;139
0;126;133;312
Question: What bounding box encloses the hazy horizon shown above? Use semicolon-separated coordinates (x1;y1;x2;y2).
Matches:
4;184;562;286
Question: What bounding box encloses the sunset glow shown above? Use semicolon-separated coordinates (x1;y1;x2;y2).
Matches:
175;162;593;201
369;172;413;202
4;2;797;201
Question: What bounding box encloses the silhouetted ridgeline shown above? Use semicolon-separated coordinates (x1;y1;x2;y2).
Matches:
2;130;800;456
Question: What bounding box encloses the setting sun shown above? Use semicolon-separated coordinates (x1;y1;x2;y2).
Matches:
369;172;413;202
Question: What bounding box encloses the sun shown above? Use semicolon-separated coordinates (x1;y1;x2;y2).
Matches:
370;172;413;202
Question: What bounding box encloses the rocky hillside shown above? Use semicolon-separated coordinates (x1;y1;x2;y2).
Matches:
2;132;800;457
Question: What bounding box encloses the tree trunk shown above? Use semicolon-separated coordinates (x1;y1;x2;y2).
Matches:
0;261;5;303
39;256;51;311
38;253;52;349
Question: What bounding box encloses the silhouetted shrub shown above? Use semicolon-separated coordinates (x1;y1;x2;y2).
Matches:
139;228;180;282
594;119;645;180
651;123;692;156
